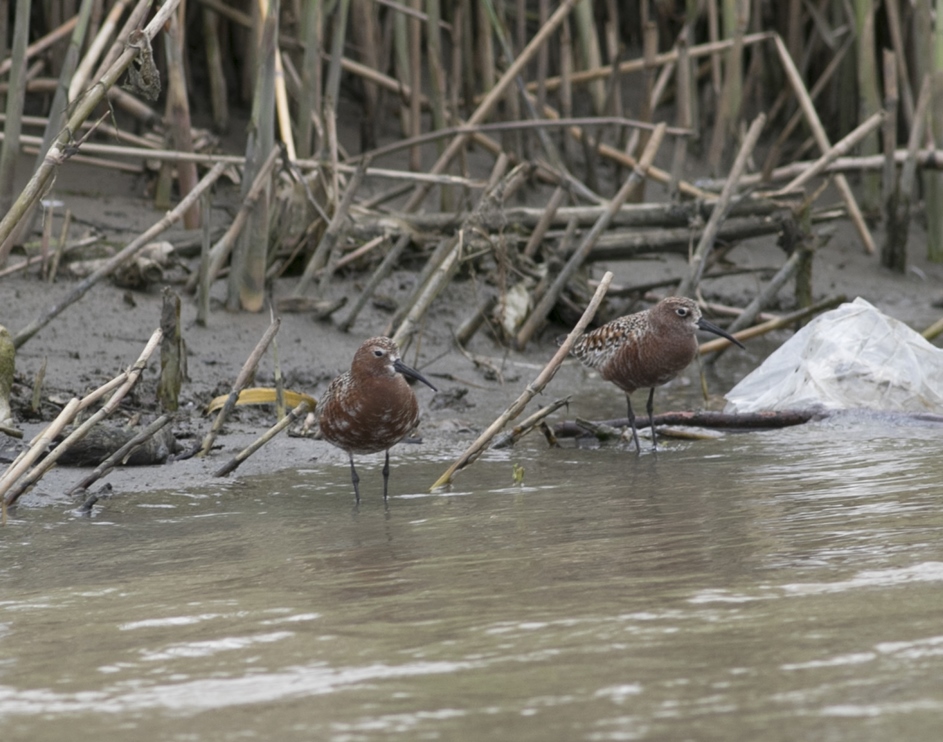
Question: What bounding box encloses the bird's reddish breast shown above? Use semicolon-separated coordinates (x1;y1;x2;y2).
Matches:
601;331;698;392
318;372;419;455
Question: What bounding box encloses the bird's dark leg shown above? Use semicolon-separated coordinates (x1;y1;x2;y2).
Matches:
348;452;361;504
625;393;641;453
382;449;391;501
646;387;657;451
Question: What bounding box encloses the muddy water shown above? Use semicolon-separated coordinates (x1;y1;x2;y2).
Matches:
2;413;943;741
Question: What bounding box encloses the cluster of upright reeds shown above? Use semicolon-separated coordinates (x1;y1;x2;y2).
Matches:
3;0;943;357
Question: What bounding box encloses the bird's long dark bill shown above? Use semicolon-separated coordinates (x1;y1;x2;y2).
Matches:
393;359;439;391
696;317;745;348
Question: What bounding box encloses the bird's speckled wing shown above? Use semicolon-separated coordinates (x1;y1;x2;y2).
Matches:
570;317;637;370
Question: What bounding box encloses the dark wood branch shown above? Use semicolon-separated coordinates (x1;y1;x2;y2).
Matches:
553;410;819;438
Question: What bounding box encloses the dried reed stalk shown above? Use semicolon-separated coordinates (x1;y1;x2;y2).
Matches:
922;315;943;342
490;396;570;448
191;146;280;293
408;0;422;171
528;30;771;96
883;75;932;272
884;0;915;129
158;288;184;412
392;161;530;351
709;0;747;171
14;160;225;349
8;0;96;250
676;113;765;297
670;35;692;197
925;4;943;262
339;233;411;332
202;7;229;132
297;0;322;159
704;244;809;366
293;157;369;296
228;0;278;312
0;0;33;229
197;190;213;325
531;96;707;198
0;0;181;250
324;0;350;110
743;24;846;177
1;328;163;508
0;15;78;77
482;0;569;180
400;0;581;214
515;123;666;349
881;50;900;236
772;111;886;196
69;0;129;100
0;237;95;278
522;185;567;258
213;400;312;478
429;270;614;491
193;318;281;459
274;49;295;161
854;0;882;212
89;0;153;83
1;399;81;517
697;295;847;354
572;0;605;112
164;7;200;229
772;33;875;254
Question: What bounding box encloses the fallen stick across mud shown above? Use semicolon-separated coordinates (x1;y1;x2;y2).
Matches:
429;270;614;491
552;410;819;439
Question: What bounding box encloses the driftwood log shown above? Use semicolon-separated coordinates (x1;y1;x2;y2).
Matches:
553;410;818;439
553;409;943;440
57;421;177;467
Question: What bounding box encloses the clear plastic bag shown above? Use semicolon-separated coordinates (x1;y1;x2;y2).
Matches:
725;298;943;414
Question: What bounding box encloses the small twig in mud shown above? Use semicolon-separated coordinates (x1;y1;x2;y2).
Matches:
213;400;313;478
189;318;281;459
67;414;175;498
491;397;571;449
430;271;613;491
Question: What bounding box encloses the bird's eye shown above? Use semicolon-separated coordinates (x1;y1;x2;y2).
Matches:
676;307;688;317
373;349;384;357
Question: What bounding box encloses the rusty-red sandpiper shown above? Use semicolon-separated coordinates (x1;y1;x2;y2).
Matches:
570;296;744;452
318;337;437;501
